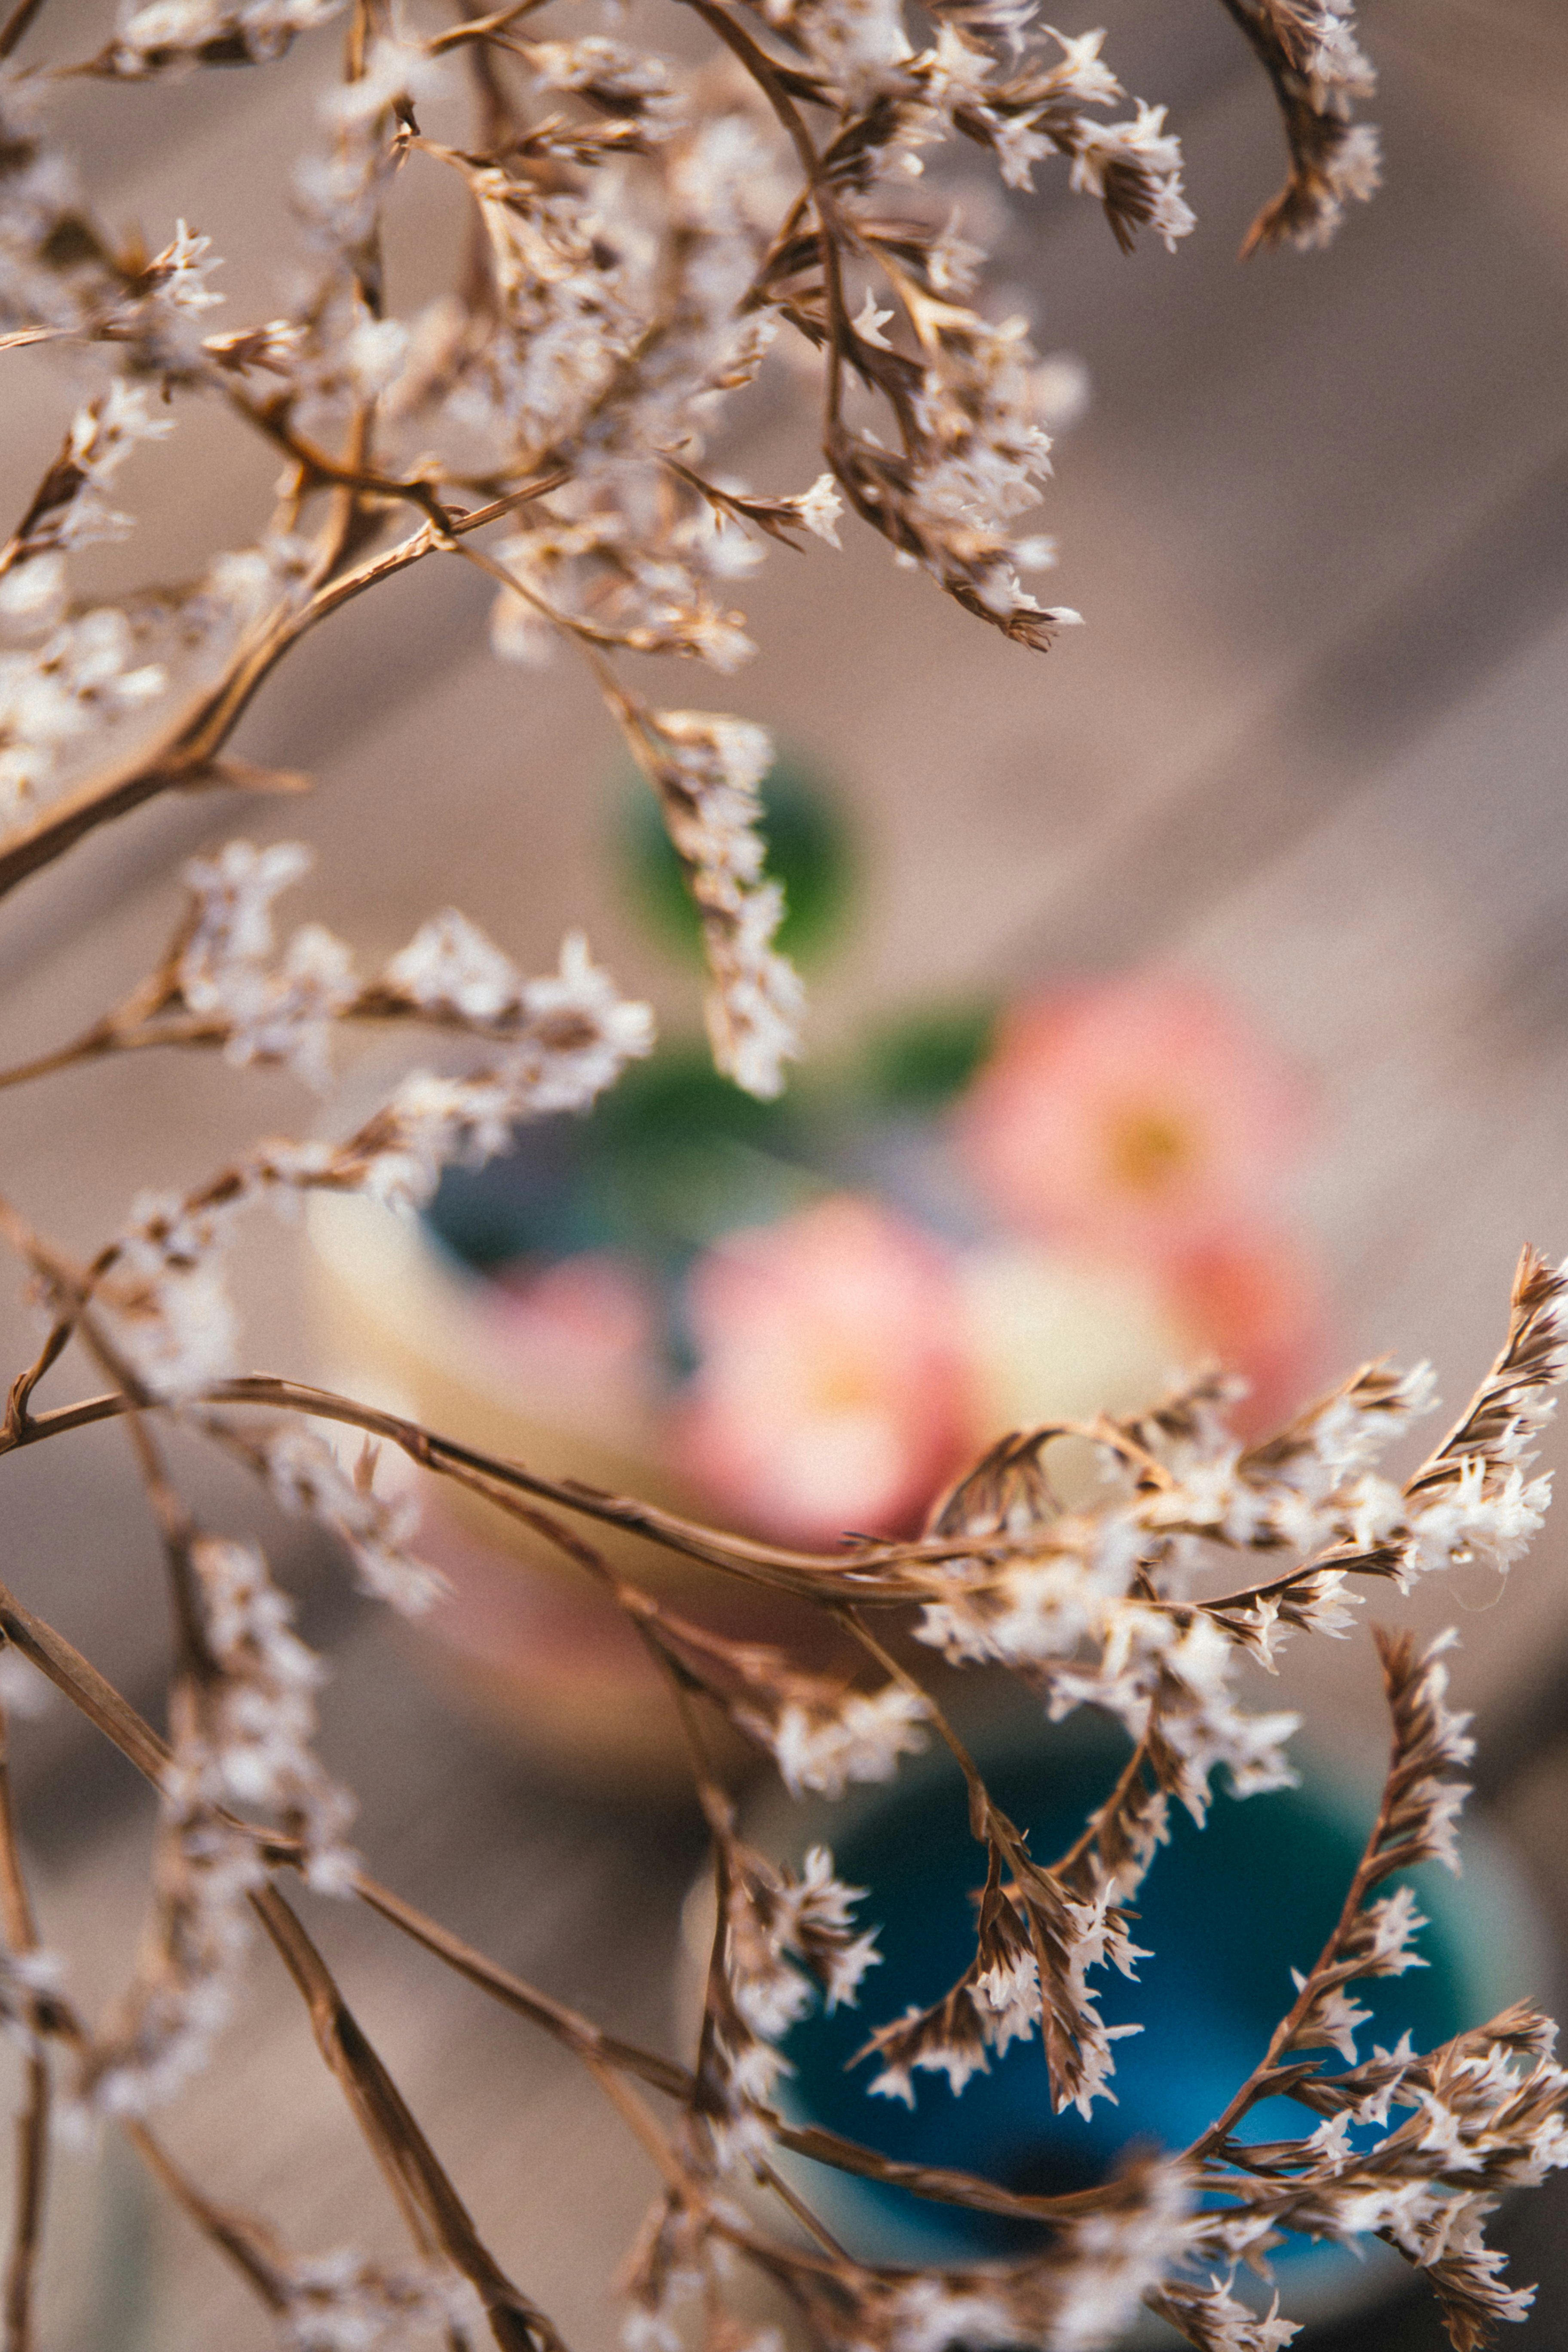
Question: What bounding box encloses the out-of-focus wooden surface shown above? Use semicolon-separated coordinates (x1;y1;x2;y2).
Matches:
4;2;1568;2344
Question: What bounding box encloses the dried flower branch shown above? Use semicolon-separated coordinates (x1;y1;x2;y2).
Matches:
0;9;1555;2351
1216;0;1380;254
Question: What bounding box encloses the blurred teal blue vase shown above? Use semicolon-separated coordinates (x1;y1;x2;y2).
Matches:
764;1719;1545;2334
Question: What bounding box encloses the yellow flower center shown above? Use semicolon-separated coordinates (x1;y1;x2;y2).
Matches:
1107;1106;1193;1193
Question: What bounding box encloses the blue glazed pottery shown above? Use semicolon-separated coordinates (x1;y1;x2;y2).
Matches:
731;1711;1549;2337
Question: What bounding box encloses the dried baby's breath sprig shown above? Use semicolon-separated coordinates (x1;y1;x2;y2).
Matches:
74;1491;357;2121
611;698;805;1100
6;16;1567;2343
1166;1615;1568;2346
1217;0;1380;254
0;0;1375;1072
1145;2274;1301;2352
0;1260;1562;2346
785;2156;1197;2352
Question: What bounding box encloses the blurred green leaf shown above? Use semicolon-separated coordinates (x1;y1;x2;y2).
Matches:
861;1000;1001;1110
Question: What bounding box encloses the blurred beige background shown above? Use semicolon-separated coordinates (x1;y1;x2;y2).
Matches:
3;1;1568;2343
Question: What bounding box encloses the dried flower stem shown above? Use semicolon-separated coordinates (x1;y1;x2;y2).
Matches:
0;1700;46;2352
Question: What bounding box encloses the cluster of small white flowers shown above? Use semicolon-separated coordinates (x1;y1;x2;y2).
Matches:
1223;0;1380;252
524;37;684;141
0;70;116;335
263;1425;442;1617
1048;2160;1196;2351
81;1774;264;2117
0;382;173;588
621;2190;738;2352
279;2248;471;2352
903;1269;1568;1881
916;1531;1302;1831
188;1534;358;1891
1372;1628;1474;1877
380;909;526;1027
0;533;316;845
1211;2004;1568;2342
180;841;358;1090
633;709;803;1099
324;956;652;1212
725;1844;880;2042
0;603;167;824
75;1538;360;2119
873;2282;1016;2352
1147;2276;1300;2352
195;530;319;635
864;1850;1145;2120
750;1684;931;1801
111;0;343;74
1067;101;1195;251
97;1188;242;1400
0;1943;65;2059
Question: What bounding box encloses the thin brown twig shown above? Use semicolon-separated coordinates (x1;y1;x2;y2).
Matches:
0;1700;47;2352
0;0;46;61
252;1883;570;2352
0;474;566;913
0;1568;1117;2233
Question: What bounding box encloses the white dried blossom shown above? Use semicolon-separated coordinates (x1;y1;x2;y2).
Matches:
279;2248;471;2350
81;1779;264;2116
725;1844;879;2043
633;708;802;1099
97;1188;244;1400
113;0;343;73
1050;2160;1195;2350
764;1686;931;1801
794;474;845;548
0;1944;65;2057
1149;2277;1300;2352
381;910;525;1026
1289;1973;1373;2065
0;605;167;825
179;840;357;1087
264;1425;443;1617
188;1535;358;1893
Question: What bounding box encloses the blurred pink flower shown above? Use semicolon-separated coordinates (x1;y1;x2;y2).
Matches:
675;1195;972;1544
1160;1228;1327;1432
960;974;1312;1259
487;1250;658;1417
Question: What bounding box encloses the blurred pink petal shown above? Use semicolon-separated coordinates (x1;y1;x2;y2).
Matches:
960;974;1313;1259
1160;1227;1328;1433
675;1196;973;1544
486;1250;658;1415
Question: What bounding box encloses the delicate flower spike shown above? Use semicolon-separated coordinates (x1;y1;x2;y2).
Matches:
724;1844;880;2041
263;1424;444;1617
97;1186;245;1400
179;841;356;1090
1148;2276;1301;2352
1371;1629;1474;1878
1224;0;1381;254
186;1535;358;1892
110;1;345;75
621;705;802;1100
0;383;173;576
758;1685;931;1801
1398;1248;1568;1585
381;910;525;1027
